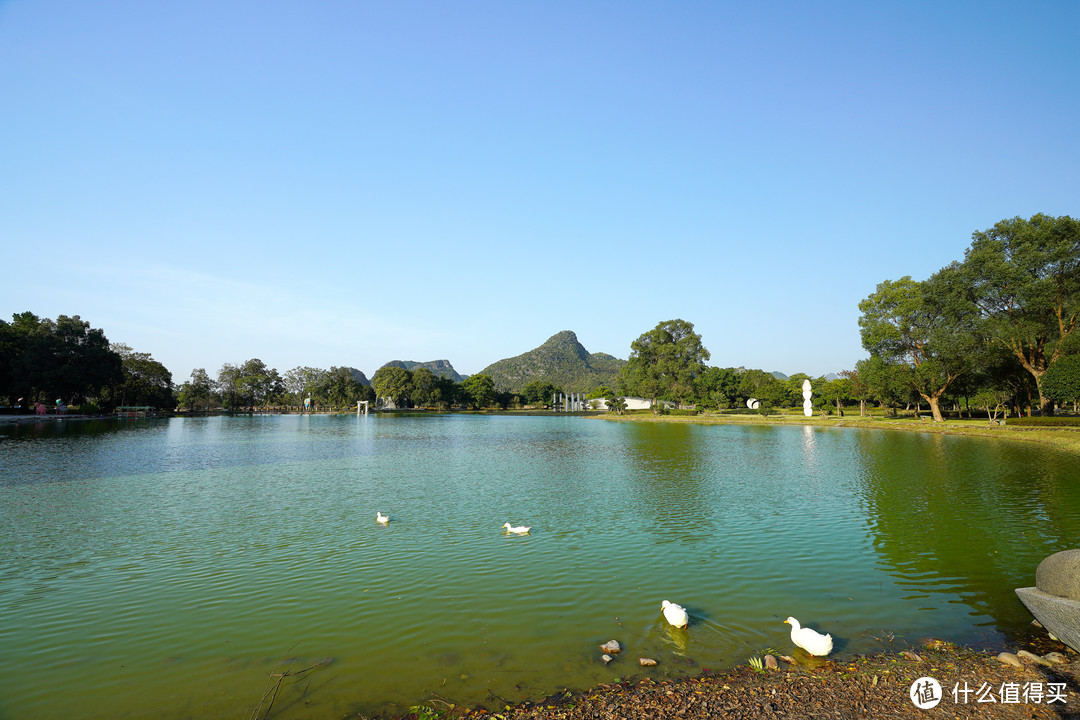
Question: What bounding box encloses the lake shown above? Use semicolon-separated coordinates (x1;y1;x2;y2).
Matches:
1;414;1078;719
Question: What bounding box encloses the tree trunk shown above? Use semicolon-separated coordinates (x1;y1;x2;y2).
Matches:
921;393;945;422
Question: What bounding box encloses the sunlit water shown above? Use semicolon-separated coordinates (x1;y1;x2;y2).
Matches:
1;414;1078;719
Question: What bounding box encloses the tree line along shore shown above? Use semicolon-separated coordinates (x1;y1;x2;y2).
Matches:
1;214;1078;422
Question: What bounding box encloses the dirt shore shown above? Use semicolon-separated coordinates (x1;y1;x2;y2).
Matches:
436;638;1080;720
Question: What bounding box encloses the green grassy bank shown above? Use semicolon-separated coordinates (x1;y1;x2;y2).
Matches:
600;410;1080;456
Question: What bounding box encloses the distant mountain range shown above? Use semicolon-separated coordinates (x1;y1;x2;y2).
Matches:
380;359;464;383
476;330;626;393
771;370;841;381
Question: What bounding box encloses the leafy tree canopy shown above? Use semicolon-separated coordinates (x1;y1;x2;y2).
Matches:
619;319;710;410
960;213;1080;412
1042;355;1080;405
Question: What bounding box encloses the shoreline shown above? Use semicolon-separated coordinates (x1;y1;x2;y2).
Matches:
404;635;1080;720
599;411;1080;456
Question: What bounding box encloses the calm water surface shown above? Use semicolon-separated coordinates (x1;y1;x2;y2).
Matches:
1;414;1078;719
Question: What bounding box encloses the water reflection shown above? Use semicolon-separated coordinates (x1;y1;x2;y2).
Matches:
851;429;1080;641
3;416;1080;719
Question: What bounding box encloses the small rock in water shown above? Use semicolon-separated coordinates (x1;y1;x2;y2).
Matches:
764;655;778;669
599;640;621;654
601;654;613;664
996;652;1022;668
1044;652;1068;664
1016;650;1051;666
639;657;657;666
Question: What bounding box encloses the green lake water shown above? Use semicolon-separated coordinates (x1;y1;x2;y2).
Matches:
1;414;1078;719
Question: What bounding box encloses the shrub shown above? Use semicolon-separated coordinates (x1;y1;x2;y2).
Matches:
1009;416;1080;427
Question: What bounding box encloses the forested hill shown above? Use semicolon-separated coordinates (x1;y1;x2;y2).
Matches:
380;359;464;383
477;331;626;393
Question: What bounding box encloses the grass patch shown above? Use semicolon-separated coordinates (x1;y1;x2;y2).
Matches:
600;410;1080;455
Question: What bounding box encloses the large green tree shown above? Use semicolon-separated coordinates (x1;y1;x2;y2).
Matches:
735;369;786;409
460;373;496;409
960;214;1080;413
283;366;327;406
694;366;739;409
1041;355;1080;411
110;343;175;409
217;359;282;410
856;356;913;415
858;267;976;422
840;364;872;416
177;368;215;411
410;367;440;408
619;319;710;411
4;312;123;406
372;366;413;408
521;379;557;407
319;366;371;408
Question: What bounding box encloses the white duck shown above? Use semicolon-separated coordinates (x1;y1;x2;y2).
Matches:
661;600;689;628
785;616;833;656
376;512;389;524
502;523;531;534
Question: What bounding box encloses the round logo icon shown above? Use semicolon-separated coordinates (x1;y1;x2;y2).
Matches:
910;676;942;709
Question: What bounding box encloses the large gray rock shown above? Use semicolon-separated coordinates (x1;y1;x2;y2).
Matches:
1015;588;1080;653
1016;549;1080;653
1036;549;1080;600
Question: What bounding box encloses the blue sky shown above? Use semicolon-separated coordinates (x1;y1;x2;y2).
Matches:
2;1;1077;383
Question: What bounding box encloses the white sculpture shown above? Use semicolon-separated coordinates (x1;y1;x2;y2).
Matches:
802;379;813;417
747;398;760;410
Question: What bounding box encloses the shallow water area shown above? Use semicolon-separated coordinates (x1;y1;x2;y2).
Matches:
1;414;1078;719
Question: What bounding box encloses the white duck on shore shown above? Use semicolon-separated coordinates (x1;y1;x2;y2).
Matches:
785;616;833;656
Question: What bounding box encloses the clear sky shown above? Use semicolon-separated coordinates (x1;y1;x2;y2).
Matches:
2;1;1077;383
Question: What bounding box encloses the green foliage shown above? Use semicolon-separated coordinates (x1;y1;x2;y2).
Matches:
619;319;709;410
371;366;413;407
320;366;371;407
604;392;627;415
695;366;740;409
961;213;1080;411
217;359;283;410
177;368;216;411
521;379;557;406
477;331;625;394
410;367;440;408
1009;416;1080;426
383;359;462;383
858;266;977;420
736;369;786;408
110;343;176;409
0;311;123;406
1042;355;1080;405
461;374;496;409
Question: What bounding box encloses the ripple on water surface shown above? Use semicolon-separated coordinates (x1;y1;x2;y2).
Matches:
1;416;1079;719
